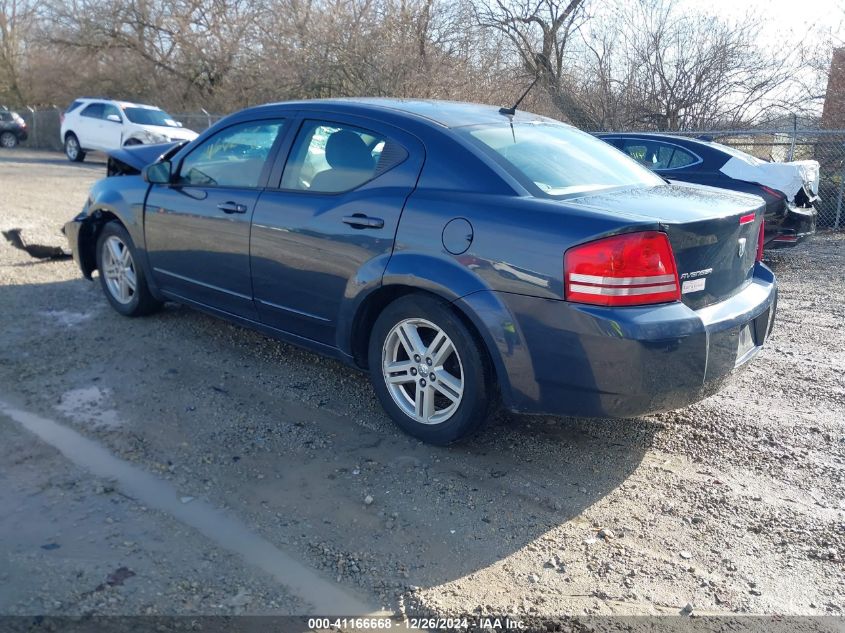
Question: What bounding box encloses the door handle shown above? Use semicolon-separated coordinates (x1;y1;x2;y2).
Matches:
217;201;248;214
342;214;384;229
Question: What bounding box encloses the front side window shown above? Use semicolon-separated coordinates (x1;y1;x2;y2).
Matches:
464;123;664;198
620;140;699;171
620;141;651;166
178;120;285;188
124;107;180;128
281;121;392;193
103;104;122;122
80;103;105;119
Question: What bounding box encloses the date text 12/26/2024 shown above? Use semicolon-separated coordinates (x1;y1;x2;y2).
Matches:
307;617;527;630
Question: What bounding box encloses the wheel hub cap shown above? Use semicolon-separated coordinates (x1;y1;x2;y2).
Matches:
382;318;464;425
102;236;137;305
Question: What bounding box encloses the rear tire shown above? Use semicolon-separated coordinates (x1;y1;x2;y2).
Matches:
368;294;493;445
0;132;18;148
95;222;162;317
65;133;85;162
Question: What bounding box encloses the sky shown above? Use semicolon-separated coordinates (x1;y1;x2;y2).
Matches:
681;0;843;41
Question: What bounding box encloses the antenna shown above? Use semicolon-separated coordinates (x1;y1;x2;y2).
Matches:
499;53;549;117
499;76;541;117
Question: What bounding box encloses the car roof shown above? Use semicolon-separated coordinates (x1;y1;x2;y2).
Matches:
238;98;563;129
597;131;717;149
75;98;162;110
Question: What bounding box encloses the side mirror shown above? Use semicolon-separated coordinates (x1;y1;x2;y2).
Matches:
176;121;183;127
143;161;172;184
106;114;121;123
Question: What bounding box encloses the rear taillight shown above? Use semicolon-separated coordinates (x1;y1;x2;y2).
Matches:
564;231;680;307
760;185;785;199
756;220;765;261
60;113;65;124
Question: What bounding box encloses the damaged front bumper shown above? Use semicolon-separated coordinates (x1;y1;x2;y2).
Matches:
64;212;96;277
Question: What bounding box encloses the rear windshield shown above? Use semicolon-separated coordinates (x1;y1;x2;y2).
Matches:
462;122;664;197
704;140;767;166
123;107;180;128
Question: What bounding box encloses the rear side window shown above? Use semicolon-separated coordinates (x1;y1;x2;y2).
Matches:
80;104;105;119
668;148;698;169
465;123;663;197
620;140;699;171
280;121;405;193
178;120;285;188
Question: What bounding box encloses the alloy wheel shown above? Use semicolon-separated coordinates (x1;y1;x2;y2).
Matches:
0;132;16;148
101;235;137;305
66;137;79;160
382;318;464;425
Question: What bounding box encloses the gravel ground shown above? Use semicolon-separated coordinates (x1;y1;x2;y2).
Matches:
0;148;843;620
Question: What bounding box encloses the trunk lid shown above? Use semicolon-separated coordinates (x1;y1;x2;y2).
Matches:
718;152;820;202
567;183;764;309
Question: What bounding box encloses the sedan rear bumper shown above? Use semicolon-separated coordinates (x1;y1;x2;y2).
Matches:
769;204;817;248
460;263;777;418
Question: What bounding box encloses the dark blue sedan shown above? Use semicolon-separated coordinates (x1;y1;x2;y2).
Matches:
65;99;777;444
597;132;818;247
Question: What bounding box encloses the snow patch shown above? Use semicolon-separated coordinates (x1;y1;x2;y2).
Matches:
55;386;123;429
40;310;94;327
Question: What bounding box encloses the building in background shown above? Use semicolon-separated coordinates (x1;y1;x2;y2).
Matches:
822;48;845;128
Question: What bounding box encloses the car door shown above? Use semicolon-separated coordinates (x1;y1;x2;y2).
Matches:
250;115;424;345
77;103;106;149
100;103;125;150
145;118;288;320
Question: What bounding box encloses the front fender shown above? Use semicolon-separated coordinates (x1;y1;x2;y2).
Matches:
71;176;159;294
86;176;148;247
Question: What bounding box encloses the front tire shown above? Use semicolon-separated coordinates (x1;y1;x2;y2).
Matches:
0;132;18;148
65;133;85;162
368;294;493;444
95;222;161;317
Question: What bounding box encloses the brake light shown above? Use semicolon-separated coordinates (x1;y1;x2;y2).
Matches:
60;113;65;124
757;219;765;261
760;185;784;199
564;231;680;307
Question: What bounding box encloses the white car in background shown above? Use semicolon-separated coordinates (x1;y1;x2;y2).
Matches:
60;98;199;162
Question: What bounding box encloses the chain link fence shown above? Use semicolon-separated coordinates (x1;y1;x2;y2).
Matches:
6;107;845;230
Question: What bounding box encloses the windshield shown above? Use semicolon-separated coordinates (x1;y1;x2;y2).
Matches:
463;122;664;197
123;107;180;128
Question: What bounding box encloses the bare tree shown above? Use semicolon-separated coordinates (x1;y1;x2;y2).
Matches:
0;0;39;104
475;0;596;126
43;0;261;108
616;0;799;130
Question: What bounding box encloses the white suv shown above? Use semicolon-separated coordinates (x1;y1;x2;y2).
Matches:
60;98;199;162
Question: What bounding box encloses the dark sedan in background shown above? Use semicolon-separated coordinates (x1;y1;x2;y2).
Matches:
598;132;818;248
0;109;28;148
65;99;777;444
